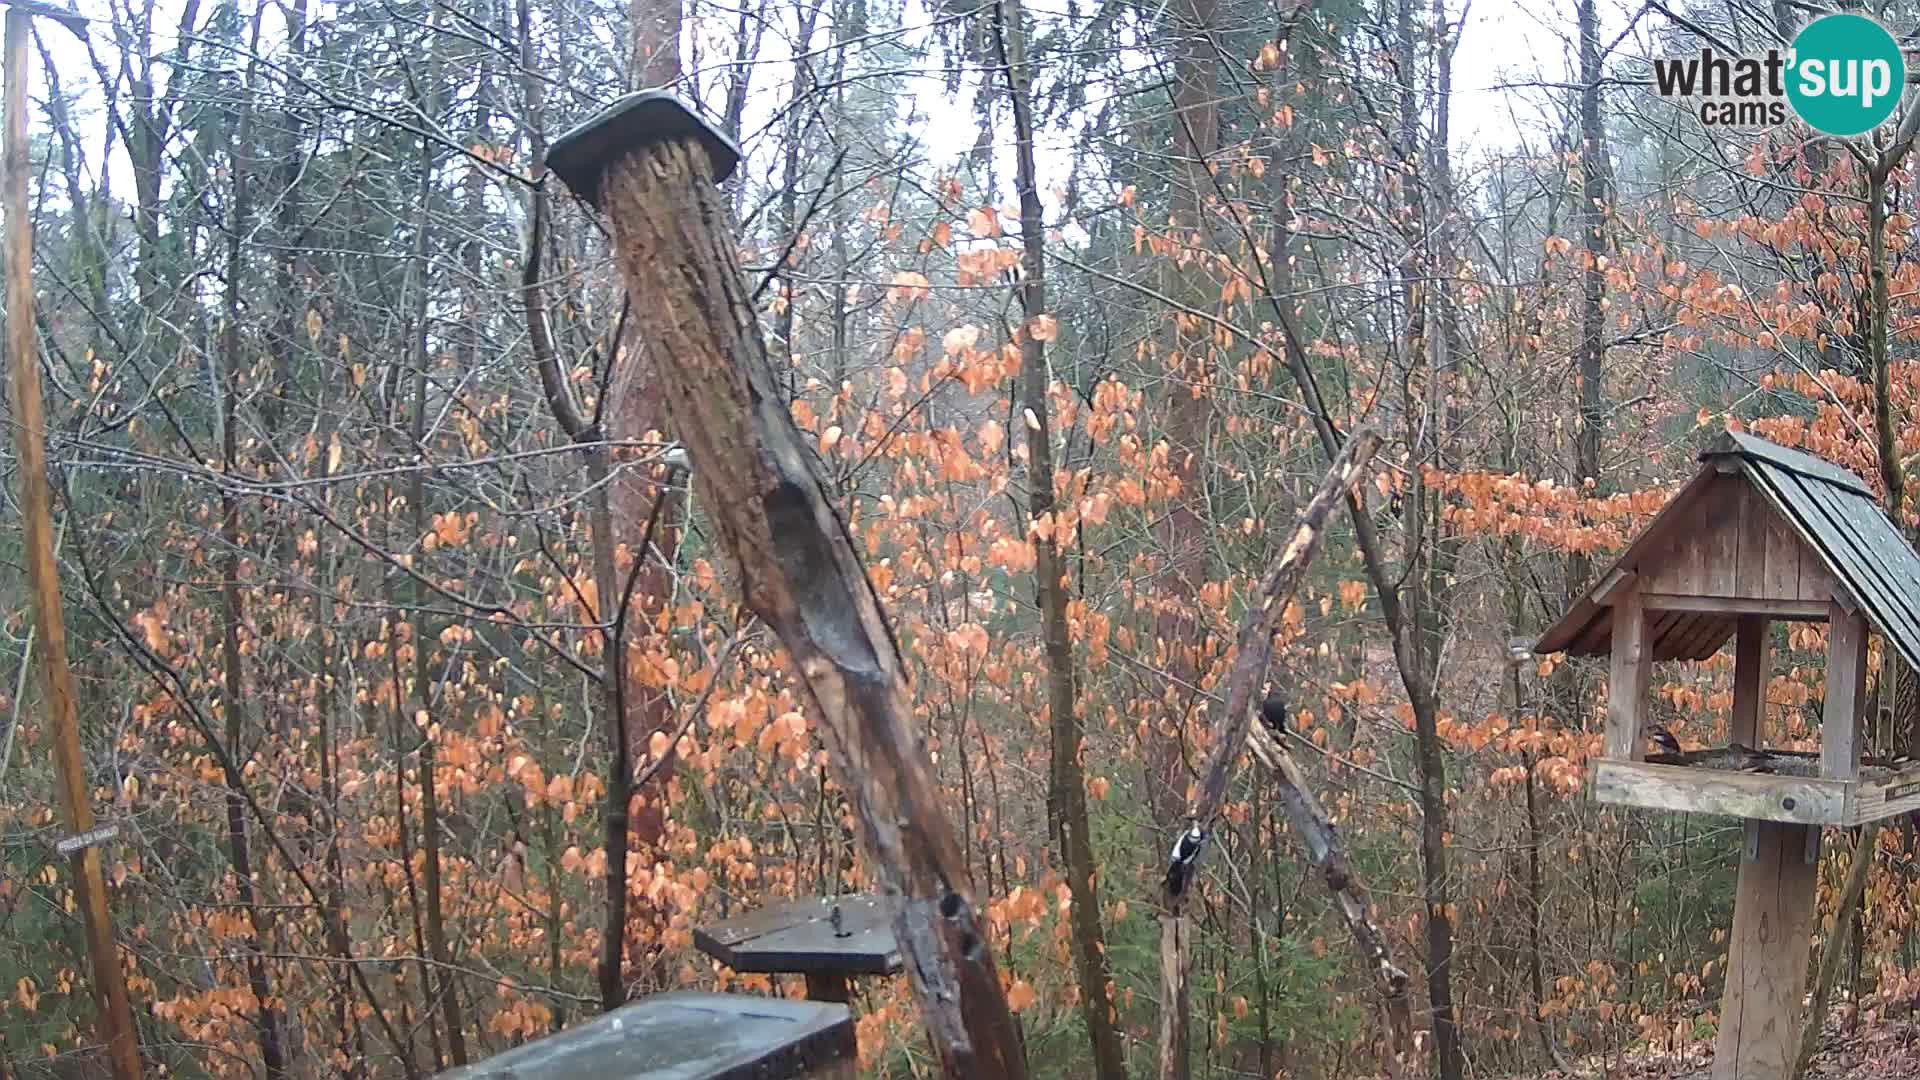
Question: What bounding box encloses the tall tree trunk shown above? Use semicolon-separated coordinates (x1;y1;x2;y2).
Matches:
629;0;682;88
1391;1;1464;1076
312;447;360;1075
404;17;466;1064
523;2;684;1003
1568;0;1610;599
216;44;287;1077
771;0;821;402
1153;7;1222;1065
994;3;1127;1075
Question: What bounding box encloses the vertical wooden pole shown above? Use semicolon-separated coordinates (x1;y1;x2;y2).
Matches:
1731;615;1769;748
3;11;141;1077
1712;820;1818;1080
1604;590;1650;761
1823;599;1867;780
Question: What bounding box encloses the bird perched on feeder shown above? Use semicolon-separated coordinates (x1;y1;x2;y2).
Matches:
1646;724;1684;758
1165;819;1207;898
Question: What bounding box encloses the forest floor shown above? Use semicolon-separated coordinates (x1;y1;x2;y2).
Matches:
1525;1003;1920;1078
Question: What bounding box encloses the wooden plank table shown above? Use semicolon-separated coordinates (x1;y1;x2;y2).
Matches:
694;895;903;1002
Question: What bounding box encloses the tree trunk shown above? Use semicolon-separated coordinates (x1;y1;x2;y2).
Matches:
629;0;682;88
1393;0;1463;1074
993;3;1127;1075
216;48;287;1080
404;18;465;1063
1567;0;1611;604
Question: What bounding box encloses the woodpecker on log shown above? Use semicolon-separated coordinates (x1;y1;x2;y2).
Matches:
1165;820;1207;899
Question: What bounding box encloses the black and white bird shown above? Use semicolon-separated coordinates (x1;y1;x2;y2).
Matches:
1646;724;1684;758
1165;820;1208;898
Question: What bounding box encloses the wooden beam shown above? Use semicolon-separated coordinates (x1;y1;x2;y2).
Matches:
1604;591;1651;761
1591;760;1849;826
1832;585;1860;618
1850;762;1920;824
1824;599;1868;781
1712;821;1818;1080
1593;567;1637;605
1731;616;1770;747
1637;595;1829;619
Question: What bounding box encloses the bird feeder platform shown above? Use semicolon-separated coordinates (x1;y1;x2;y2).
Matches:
693;895;903;1003
1536;432;1920;1080
1596;745;1920;826
437;991;855;1079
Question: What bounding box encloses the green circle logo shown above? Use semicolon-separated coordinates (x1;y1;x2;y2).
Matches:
1787;14;1906;136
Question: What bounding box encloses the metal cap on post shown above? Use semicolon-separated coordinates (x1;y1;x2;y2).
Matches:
544;91;740;207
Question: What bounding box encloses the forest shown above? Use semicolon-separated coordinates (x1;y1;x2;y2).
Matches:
4;0;1920;1076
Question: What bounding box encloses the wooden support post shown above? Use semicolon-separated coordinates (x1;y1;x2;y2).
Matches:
1604;590;1651;761
1823;598;1867;781
1731;615;1769;748
1712;820;1819;1080
804;972;852;1004
544;93;1026;1078
3;9;140;1079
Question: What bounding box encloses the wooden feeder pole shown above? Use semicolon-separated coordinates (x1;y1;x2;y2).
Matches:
545;93;1027;1079
3;6;141;1078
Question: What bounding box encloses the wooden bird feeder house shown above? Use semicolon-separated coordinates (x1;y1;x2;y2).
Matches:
1536;431;1920;1080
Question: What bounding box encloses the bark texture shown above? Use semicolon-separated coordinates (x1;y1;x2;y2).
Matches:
590;136;1028;1079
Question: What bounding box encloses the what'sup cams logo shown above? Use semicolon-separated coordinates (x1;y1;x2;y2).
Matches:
1652;14;1906;136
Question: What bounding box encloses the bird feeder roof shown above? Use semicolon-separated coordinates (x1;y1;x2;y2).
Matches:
1536;431;1920;673
438;991;853;1079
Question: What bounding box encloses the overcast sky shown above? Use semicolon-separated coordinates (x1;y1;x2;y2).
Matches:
9;0;1724;230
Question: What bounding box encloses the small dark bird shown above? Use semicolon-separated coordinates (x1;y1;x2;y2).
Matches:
1646;724;1684;758
1165;820;1207;898
1259;692;1288;735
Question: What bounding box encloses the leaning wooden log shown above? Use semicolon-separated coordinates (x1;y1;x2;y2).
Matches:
545;92;1027;1079
1155;427;1401;1080
1246;701;1414;1057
